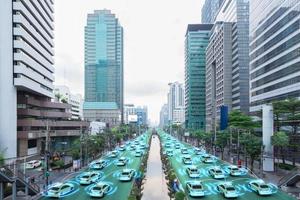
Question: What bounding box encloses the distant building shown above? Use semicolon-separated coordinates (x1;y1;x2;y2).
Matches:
185;24;213;130
167;82;185;124
159;104;169;128
83;102;121;127
201;0;224;23
84;10;124;122
123;104;148;126
249;0;300;113
173;107;185;124
54;85;83;120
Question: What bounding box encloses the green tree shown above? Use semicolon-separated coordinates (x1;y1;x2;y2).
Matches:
55;93;63;102
0;152;4;166
271;131;289;164
215;131;229;160
241;133;262;171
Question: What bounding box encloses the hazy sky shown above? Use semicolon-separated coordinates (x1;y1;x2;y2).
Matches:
54;0;204;124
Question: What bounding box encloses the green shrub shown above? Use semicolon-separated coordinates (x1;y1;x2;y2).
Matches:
53;160;64;168
175;191;186;200
277;163;296;170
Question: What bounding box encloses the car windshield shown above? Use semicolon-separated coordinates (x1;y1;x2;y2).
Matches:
93;187;102;191
227;187;235;191
50;187;60;191
122;172;130;175
215;170;222;174
192;185;202;189
260;184;269;189
82;175;89;178
191;169;197;172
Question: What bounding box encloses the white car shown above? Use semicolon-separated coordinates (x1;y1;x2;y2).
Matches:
88;182;111;198
181;148;189;154
166;149;174;157
135;150;143;157
186;181;205;197
116;157;128;166
194;148;205;155
186;165;201;178
208;167;225;179
119;169;135;181
79;171;101;185
119;145;126;151
201;154;215;163
89;159;106;170
26;160;42;169
165;143;171;148
175;143;181;149
217;182;239;198
110;150;118;158
130;145;136;150
228;165;243;176
182;155;193;165
249;180;273;196
46;182;74;198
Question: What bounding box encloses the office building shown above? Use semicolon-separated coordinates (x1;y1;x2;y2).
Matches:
136;106;148;126
54;85;83;120
249;0;300;113
159;104;169;128
1;0;55;158
205;0;250;131
83;102;121;127
167;82;185;123
185;24;213;130
201;0;224;23
84;10;124;122
123;104;148;126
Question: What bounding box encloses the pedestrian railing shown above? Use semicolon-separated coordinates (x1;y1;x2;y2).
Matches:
278;167;300;187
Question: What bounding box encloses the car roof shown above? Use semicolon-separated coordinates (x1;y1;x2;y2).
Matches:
122;168;133;173
188;165;197;169
189;181;202;185
95;182;107;187
51;182;64;187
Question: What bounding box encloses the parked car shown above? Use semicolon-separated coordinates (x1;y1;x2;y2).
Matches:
88;182;111;198
217;182;239;198
249;180;273;196
208;167;225;179
186;181;205;197
119;169;135;181
186;165;201;178
26;160;42;169
46;182;74;198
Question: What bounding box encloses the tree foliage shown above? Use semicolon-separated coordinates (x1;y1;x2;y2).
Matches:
271;131;289;164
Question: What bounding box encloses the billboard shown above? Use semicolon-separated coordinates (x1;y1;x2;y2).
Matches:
128;114;138;122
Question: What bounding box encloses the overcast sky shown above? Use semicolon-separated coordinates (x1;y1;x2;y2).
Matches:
54;0;204;124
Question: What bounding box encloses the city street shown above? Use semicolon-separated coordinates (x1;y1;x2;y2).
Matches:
40;131;150;200
159;130;296;200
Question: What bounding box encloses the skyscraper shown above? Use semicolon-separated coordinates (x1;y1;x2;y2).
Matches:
249;0;300;113
0;0;55;158
159;104;169;128
185;24;213;130
167;82;185;123
201;0;224;23
84;10;124;122
205;0;249;131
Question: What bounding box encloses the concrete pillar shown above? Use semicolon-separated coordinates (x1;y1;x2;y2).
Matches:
12;181;17;200
0;182;3;200
262;104;274;172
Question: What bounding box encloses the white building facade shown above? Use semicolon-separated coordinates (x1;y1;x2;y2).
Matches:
0;0;54;158
54;85;83;120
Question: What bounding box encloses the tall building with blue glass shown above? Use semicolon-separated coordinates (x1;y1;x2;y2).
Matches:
84;10;124;122
185;24;213;130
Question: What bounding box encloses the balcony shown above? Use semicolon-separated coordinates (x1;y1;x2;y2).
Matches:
18;108;72;119
17;129;85;139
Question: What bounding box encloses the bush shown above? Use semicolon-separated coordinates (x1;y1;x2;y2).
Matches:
277;163;296;170
52;160;64;168
175;191;186;200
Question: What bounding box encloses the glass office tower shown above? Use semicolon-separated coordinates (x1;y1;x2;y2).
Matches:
84;10;124;120
249;0;300;113
185;24;213;130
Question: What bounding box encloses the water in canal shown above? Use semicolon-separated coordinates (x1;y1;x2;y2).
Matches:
142;135;169;200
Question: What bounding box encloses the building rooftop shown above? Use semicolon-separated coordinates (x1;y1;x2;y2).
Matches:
186;24;213;35
83;102;119;110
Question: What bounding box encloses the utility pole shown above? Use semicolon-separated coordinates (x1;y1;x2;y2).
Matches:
45;119;50;187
